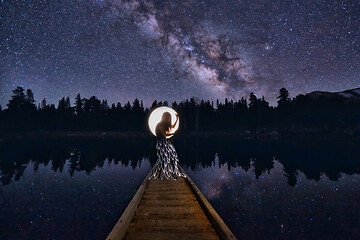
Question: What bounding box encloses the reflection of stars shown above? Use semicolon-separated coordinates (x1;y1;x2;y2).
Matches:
185;158;360;239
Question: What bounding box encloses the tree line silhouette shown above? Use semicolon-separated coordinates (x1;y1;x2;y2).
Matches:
0;86;359;133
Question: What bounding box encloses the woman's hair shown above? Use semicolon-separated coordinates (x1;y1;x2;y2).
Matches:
161;112;172;129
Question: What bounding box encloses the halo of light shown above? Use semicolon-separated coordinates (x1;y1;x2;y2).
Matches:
148;106;179;139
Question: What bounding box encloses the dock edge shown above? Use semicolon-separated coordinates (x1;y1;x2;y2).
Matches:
180;166;238;240
106;172;151;240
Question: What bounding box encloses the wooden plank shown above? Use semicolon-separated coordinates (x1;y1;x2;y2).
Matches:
125;231;220;240
142;195;197;201
124;176;220;240
135;206;205;215
107;167;237;240
128;216;212;227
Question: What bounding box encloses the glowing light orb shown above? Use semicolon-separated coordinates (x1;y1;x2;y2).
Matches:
148;106;179;139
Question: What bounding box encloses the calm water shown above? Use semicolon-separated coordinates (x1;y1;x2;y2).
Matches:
1;136;360;239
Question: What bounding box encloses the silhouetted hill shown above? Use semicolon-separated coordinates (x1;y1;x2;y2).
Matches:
306;87;360;102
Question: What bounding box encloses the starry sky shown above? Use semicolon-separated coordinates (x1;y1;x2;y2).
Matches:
1;0;359;107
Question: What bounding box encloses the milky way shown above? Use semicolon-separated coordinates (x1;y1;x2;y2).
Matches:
1;0;359;106
106;0;261;99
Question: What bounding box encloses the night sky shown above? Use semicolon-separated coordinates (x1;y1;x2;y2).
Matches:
1;0;359;107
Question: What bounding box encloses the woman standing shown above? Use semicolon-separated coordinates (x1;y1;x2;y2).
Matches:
148;111;186;180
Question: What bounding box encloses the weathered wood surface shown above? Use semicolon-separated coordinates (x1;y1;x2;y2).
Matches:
124;177;219;240
106;169;237;240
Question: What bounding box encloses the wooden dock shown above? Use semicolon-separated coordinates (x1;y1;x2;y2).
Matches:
106;167;237;240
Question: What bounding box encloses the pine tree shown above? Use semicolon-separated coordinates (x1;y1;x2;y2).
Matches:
101;100;109;111
140;100;144;111
58;97;66;112
116;102;122;110
150;100;158;110
249;92;258;110
7;87;27;111
259;96;270;109
65;97;71;109
84;96;101;113
25;89;36;107
277;88;290;107
74;93;83;115
124;101;131;112
132;99;141;112
41;98;47;109
111;103;116;110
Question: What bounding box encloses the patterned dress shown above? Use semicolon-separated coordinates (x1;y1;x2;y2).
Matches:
148;123;186;180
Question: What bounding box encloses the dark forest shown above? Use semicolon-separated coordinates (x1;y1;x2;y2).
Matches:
0;86;359;134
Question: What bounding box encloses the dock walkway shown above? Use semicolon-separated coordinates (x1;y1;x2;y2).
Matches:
106;168;237;240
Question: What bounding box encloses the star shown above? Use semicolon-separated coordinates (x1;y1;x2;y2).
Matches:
0;0;359;107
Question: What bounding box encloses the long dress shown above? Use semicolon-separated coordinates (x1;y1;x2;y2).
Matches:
148;123;187;180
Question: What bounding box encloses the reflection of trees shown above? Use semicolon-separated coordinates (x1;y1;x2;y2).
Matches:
176;137;217;171
275;138;360;186
252;156;275;179
0;138;154;185
283;165;298;187
1;137;360;186
180;137;360;187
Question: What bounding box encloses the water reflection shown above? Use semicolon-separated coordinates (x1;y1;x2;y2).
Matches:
186;160;360;240
1;137;359;187
1;161;151;240
0;139;156;185
1;137;360;239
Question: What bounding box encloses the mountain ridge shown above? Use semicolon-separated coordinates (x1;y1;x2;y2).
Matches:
306;87;360;101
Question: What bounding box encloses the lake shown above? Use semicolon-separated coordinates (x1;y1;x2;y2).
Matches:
1;136;360;239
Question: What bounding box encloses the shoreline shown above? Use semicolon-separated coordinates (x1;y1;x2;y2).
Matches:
1;129;358;142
